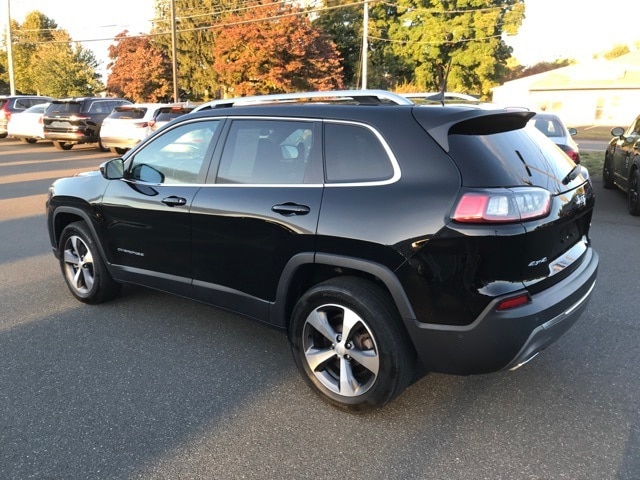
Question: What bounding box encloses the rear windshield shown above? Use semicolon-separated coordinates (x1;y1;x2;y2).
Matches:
448;127;582;193
530;117;564;138
46;102;82;114
154;108;192;122
108;108;147;120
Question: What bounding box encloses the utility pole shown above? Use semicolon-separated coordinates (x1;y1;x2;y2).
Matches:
170;0;179;102
361;0;368;90
5;0;16;94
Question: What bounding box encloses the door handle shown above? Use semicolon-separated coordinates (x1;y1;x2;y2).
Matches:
162;196;187;207
272;203;310;216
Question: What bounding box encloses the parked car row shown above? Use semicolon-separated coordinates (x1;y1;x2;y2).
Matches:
0;94;194;151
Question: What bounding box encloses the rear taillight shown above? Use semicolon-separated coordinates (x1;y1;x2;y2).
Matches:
147;120;156;127
496;292;531;311
452;187;551;224
134;122;150;128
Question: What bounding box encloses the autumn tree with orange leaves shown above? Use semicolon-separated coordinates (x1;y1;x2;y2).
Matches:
106;32;173;102
212;2;344;96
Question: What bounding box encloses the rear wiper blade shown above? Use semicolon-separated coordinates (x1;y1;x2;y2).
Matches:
562;165;581;185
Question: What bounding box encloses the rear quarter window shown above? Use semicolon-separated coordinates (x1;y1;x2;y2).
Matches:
324;123;394;183
448;127;579;193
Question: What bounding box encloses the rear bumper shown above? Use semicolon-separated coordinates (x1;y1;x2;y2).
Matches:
44;131;96;144
100;136;141;149
405;248;599;375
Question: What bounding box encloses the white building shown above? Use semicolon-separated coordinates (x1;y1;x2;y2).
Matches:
491;52;640;127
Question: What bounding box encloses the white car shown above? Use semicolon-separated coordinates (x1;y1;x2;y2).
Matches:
99;103;169;154
148;104;194;133
7;103;49;143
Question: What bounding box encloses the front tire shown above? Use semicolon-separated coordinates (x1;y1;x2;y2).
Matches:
289;277;415;413
53;141;73;151
59;221;121;304
602;153;615;189
628;168;640;216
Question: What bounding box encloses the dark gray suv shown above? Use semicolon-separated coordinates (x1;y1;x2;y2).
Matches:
43;97;131;150
46;90;599;412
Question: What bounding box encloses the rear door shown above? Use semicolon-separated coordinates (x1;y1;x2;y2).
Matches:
190;118;323;321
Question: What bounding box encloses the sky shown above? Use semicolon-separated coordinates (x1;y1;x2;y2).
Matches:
2;0;640;80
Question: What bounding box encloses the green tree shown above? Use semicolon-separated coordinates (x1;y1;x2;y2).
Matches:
106;32;173;102
6;11;57;93
29;30;103;97
602;44;630;60
1;11;103;96
212;2;344;96
388;0;525;96
316;0;524;95
315;0;411;89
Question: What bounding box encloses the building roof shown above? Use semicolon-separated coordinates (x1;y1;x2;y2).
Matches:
495;51;640;92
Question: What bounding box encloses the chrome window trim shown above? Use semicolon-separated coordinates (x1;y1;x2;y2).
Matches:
131;115;401;188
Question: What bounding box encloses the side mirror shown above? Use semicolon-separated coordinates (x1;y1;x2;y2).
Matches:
611;126;625;138
568;127;577;136
100;158;124;180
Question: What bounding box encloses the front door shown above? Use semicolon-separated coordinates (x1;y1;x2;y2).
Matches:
100;119;222;295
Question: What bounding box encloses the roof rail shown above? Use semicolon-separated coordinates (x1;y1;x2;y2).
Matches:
193;89;414;111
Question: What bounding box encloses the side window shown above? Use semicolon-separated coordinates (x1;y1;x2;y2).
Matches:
217;119;314;184
324;123;394;183
15;98;31;110
129;120;220;184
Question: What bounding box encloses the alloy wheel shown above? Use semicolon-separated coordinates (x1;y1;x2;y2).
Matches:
302;304;380;397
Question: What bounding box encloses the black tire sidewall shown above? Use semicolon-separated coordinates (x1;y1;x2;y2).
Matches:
59;222;118;304
289;278;414;412
629;169;640;216
603;154;614;189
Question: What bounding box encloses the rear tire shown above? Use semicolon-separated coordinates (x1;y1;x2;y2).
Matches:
20;138;37;144
628;168;640;216
110;147;128;155
289;277;415;413
59;221;121;304
53;141;73;151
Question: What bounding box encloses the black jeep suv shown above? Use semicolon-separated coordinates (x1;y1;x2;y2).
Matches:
46;90;598;412
43;97;131;150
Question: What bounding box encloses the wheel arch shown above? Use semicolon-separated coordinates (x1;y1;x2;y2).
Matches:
51;207;112;270
271;253;416;331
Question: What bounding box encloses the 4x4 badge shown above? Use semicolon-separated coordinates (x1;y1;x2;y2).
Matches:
528;257;548;267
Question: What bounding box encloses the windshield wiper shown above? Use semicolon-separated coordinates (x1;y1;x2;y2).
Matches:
562;165;581;185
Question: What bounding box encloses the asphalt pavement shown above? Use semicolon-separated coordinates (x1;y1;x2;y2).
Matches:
0;138;638;480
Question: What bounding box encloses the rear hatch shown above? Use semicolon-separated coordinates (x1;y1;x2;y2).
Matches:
43;101;85;132
101;106;149;138
415;107;594;294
